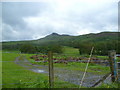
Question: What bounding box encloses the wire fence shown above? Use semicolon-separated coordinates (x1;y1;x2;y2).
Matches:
2;51;118;88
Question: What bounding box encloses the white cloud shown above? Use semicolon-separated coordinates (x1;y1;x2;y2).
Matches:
2;0;118;41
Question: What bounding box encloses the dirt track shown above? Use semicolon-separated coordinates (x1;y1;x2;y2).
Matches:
15;56;111;87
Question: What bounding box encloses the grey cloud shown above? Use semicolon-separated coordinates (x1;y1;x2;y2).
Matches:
2;23;38;41
1;1;118;41
2;2;49;28
2;2;50;41
2;23;19;41
68;2;117;31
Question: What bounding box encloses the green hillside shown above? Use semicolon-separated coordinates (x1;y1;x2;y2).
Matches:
1;31;120;55
62;46;79;55
33;32;120;48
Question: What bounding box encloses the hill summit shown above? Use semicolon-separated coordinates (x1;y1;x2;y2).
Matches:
50;33;60;36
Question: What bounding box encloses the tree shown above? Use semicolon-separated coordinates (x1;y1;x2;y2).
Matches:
79;42;93;55
36;44;63;54
20;44;37;54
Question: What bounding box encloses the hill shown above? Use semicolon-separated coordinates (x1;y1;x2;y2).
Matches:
1;31;120;55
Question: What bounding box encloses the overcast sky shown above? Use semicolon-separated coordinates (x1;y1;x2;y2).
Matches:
1;0;119;41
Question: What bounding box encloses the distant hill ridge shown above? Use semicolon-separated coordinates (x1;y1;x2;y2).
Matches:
2;31;120;55
40;31;119;39
2;31;119;44
37;31;119;41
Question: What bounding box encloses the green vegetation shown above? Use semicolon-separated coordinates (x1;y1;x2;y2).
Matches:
2;32;120;55
1;31;120;89
23;46;110;75
2;53;47;88
18;43;63;54
2;48;119;88
2;52;79;88
36;44;63;54
20;44;37;54
62;46;79;56
2;50;20;53
28;59;110;75
95;56;108;60
97;82;119;88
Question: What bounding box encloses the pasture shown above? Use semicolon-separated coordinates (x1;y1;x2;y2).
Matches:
1;47;119;88
2;52;78;88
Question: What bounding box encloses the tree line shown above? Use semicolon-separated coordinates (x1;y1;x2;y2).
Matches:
2;43;63;54
77;41;120;55
2;40;120;55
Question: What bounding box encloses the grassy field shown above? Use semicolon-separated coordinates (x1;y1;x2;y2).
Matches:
61;46;109;60
2;52;48;88
2;46;119;88
2;52;78;88
62;46;80;56
97;82;119;88
24;46;110;75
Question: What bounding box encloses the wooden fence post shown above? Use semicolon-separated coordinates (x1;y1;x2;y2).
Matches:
108;50;117;82
117;62;120;81
48;51;54;88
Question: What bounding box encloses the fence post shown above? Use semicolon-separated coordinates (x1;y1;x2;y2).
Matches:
117;62;120;81
48;51;54;88
108;50;117;82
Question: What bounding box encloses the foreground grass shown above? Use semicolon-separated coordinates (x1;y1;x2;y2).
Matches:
2;53;48;88
2;52;78;88
2;50;119;88
24;53;119;88
97;82;119;88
